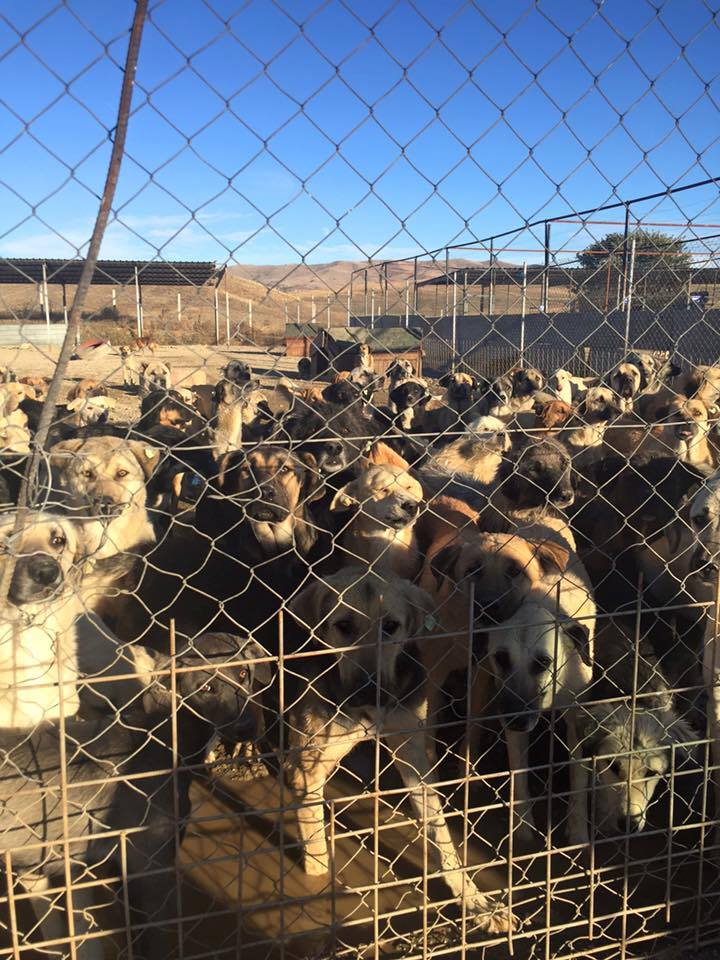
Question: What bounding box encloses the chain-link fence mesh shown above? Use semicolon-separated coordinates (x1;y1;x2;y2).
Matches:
0;2;720;959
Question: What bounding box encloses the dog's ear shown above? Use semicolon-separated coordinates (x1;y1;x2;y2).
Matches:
662;711;699;763
216;450;244;489
127;440;161;480
288;579;335;631
141;651;175;713
65;397;84;412
364;442;410;471
398;582;435;636
239;638;273;688
49;437;85;458
529;539;569;574
329;479;361;512
298;452;325;503
428;541;464;586
562;617;592;667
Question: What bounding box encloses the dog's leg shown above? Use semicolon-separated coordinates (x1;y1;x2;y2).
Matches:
505;729;535;844
565;711;590;849
23;873;67;957
285;718;366;877
23;872;103;960
384;729;515;933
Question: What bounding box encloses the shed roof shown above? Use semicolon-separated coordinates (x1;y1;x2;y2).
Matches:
0;259;222;287
324;326;422;352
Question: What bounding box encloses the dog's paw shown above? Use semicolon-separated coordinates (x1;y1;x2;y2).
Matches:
466;896;519;934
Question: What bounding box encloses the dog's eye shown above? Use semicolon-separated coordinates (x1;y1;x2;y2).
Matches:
383;618;400;634
50;534;66;548
82;468;95;479
335;619;354;636
533;654;553;673
505;562;523;579
115;469;129;479
237;667;248;682
200;680;216;694
494;650;511;672
610;761;623;777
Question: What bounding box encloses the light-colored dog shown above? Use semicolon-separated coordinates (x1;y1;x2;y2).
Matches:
0;512;137;727
48;436;160;559
286;567;515;933
433;415;511;485
487;588;596;847
330;463;424;578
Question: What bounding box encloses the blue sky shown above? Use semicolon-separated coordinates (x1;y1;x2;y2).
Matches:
0;0;719;269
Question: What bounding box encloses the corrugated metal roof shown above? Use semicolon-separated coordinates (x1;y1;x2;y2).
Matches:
0;259;222;287
285;323;322;338
0;324;67;346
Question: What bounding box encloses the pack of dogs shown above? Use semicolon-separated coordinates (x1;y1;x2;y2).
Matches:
1;344;720;953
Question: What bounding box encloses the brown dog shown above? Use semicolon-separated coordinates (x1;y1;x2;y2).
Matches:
66;379;107;402
418;528;571;730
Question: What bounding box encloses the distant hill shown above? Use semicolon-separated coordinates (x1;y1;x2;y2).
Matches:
229;258;511;293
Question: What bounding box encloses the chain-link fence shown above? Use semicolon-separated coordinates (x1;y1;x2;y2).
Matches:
0;2;720;959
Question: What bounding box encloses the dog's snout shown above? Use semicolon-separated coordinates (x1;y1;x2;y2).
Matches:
400;500;418;514
325;441;343;457
95;495;119;518
28;556;62;587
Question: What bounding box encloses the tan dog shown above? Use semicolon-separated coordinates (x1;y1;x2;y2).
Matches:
533;398;572;431
139;360;172;397
0;410;31;454
65;394;117;427
286;567;515;933
0;512;135;726
66;379;107;402
18;376;50;401
419;529;572;730
211;380;271;458
48;436;159;559
330;464;424;578
605;396;717;467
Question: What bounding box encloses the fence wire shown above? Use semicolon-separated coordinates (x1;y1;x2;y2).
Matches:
0;3;720;960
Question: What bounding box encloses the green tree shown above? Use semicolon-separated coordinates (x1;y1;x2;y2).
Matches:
578;228;690;273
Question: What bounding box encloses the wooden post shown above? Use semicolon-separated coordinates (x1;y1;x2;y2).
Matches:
248;298;253;338
413;257;418;313
112;287;117;309
327;295;331;330
41;262;51;330
213;285;220;345
177;291;182;327
61;282;68;325
383;262;388;314
311;296;316;323
404;279;409;328
346;288;351;327
134;266;143;338
225;289;230;343
296;300;300;323
371;289;375;329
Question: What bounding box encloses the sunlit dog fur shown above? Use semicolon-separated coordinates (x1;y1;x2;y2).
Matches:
285;567;515;932
0;512;134;726
48;436;160;559
432;415;511;485
211;379;271;457
329;463;424;578
420;528;572;732
487;589;596;846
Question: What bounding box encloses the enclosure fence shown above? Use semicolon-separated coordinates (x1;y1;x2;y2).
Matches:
0;3;720;960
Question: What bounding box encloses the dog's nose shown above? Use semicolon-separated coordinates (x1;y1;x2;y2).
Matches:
28;556;62;587
262;487;276;503
400;500;417;514
325;441;343;457
95;495;117;517
618;814;643;834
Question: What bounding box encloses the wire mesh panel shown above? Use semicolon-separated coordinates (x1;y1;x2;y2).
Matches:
0;2;720;959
